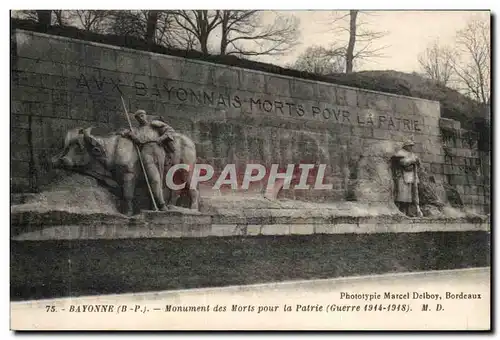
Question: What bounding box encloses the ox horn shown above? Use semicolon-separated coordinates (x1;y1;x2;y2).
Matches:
82;127;99;148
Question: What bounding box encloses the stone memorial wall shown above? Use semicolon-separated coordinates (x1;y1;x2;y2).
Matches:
10;29;490;214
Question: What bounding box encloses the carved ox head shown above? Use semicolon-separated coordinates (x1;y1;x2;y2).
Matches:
51;127;108;169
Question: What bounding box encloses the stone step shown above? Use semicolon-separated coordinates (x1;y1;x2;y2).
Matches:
11;217;490;241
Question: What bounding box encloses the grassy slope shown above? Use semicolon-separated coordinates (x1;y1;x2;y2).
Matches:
346;70;486;130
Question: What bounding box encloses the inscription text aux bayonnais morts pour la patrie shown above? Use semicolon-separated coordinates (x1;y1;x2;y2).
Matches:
76;73;424;133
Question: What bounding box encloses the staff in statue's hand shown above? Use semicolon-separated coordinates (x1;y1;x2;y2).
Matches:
412;156;424;217
120;97;159;211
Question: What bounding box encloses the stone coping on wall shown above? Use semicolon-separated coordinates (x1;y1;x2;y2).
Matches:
11;208;490;241
11;204;488;228
11;193;490;241
13;29;441;106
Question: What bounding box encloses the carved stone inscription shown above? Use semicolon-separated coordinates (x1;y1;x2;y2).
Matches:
77;73;423;132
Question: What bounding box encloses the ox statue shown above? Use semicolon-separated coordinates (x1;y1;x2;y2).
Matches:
51;126;199;216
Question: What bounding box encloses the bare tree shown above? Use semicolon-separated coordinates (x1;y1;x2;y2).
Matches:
11;10;67;26
153;11;183;48
109;10;178;47
218;10;300;57
167;10;300;56
169;27;198;51
145;10;159;46
418;39;455;86
172;10;221;55
109;10;143;37
52;10;66;26
36;10;52;26
345;10;358;74
10;10;38;21
451;17;490;105
291;45;345;74
327;10;389;73
165;25;198;51
68;10;112;33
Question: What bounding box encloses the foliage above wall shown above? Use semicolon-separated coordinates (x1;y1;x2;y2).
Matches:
11;18;488;132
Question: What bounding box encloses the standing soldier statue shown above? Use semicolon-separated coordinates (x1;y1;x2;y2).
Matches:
120;109;176;212
392;139;424;217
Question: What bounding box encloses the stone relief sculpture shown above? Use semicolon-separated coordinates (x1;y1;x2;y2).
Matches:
119;109;179;213
391;140;424;217
51;109;199;216
45;110;468;220
344;138;469;218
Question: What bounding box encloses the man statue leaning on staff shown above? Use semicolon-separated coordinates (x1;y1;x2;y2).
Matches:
120;109;176;211
392;139;424;217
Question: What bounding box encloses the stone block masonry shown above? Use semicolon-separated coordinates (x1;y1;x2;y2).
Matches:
439;120;490;214
10;29;490;214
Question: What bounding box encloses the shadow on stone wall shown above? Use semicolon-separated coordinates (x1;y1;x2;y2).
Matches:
346;140;396;205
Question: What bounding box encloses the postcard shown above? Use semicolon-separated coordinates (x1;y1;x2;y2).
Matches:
10;9;491;331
